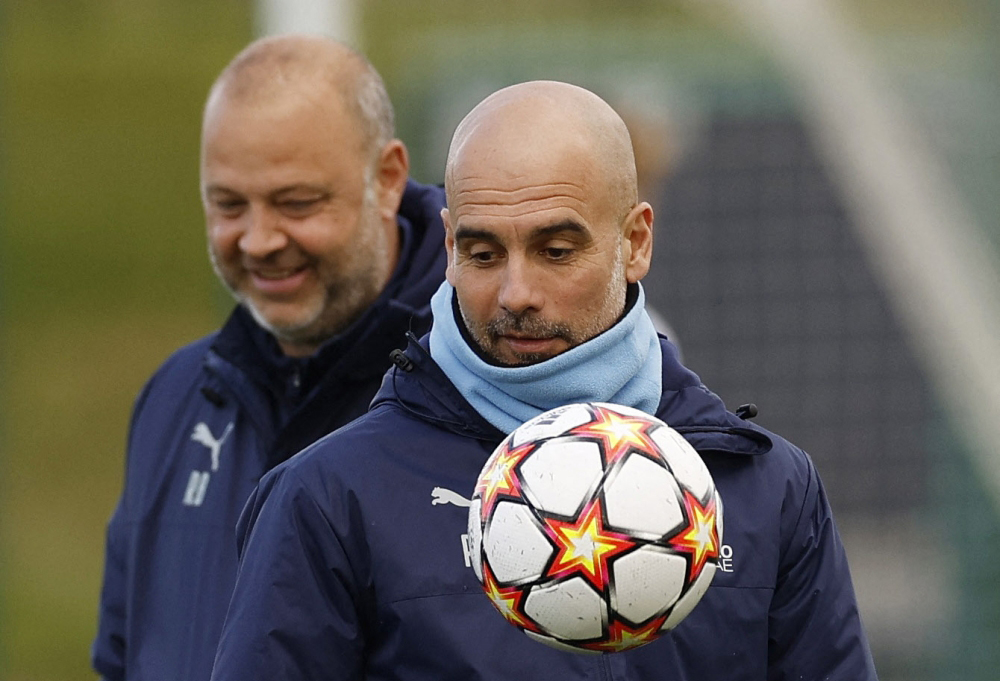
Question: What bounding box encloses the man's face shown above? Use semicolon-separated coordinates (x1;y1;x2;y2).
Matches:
201;93;394;356
444;143;640;367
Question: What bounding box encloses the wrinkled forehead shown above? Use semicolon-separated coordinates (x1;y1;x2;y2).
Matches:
447;151;599;234
453;169;607;249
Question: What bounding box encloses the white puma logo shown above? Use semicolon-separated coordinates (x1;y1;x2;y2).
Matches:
431;486;471;508
430;487;475;567
190;422;234;472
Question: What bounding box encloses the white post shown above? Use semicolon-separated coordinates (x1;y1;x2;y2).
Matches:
254;0;360;46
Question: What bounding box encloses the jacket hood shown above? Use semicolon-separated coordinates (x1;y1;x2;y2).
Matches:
373;333;773;458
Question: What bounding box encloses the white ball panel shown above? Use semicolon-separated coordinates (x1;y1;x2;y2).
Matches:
651;427;713;501
661;562;717;631
611;547;687;624
484;501;552;583
511;403;595;447
519;439;603;517
524;577;605;641
603;454;684;536
467;498;483;582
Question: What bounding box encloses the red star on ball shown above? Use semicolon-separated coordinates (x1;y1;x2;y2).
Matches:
542;496;637;592
476;441;535;519
480;561;539;633
581;615;668;652
569;405;662;468
667;490;720;582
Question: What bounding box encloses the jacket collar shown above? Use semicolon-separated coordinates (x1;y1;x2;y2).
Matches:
373;334;773;457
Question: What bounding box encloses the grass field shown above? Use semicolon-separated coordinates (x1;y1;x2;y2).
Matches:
0;3;249;678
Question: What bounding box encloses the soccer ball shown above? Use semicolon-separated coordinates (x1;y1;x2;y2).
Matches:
467;402;722;653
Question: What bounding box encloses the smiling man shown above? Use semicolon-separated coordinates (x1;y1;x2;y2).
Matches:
210;81;877;681
92;35;447;681
201;52;406;357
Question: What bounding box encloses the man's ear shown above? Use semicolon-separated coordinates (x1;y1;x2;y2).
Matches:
622;201;654;284
441;208;457;285
375;139;409;221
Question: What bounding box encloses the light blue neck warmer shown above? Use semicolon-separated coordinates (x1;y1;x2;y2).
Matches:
428;281;662;434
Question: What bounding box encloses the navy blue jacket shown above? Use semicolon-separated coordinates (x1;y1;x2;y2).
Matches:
211;334;878;680
92;180;448;681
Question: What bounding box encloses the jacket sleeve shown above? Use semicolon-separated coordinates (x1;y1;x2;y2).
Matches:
92;499;128;681
92;375;158;681
767;457;879;680
211;464;369;681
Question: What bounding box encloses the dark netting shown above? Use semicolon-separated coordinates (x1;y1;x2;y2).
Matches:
643;114;930;518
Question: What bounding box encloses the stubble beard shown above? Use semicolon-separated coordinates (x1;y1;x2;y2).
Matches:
463;249;628;367
210;185;393;352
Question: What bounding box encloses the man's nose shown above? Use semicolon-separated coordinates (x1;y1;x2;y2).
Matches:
497;258;543;315
238;207;287;257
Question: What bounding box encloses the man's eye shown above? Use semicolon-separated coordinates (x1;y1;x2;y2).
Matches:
280;199;319;213
215;199;246;215
544;247;574;260
469;249;498;264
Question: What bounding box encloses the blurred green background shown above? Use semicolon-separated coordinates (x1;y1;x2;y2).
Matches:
2;1;999;680
0;3;250;678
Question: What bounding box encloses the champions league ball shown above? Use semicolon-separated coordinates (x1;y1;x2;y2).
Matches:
467;402;723;653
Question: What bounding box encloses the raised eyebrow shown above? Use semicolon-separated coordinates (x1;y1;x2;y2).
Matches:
272;185;330;200
204;185;241;198
531;220;590;241
453;226;500;245
454;220;590;245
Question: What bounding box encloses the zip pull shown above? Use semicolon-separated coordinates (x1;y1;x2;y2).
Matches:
389;348;414;372
735;403;758;420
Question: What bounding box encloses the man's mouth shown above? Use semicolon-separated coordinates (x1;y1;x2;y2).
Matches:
503;333;550;341
248;266;309;294
253;267;302;280
500;335;558;352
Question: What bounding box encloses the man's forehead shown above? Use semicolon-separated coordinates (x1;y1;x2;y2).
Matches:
449;169;590;214
447;145;607;232
447;114;613;222
451;178;588;207
205;84;346;133
446;172;608;249
201;87;366;172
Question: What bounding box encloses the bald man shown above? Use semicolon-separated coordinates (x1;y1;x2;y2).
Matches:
210;81;876;681
92;35;447;681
